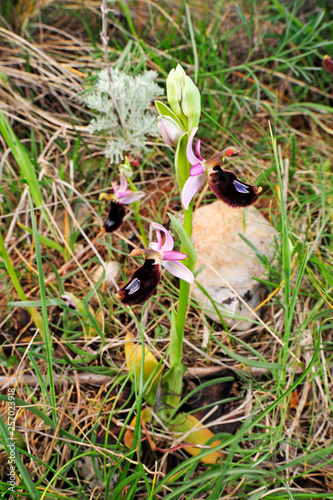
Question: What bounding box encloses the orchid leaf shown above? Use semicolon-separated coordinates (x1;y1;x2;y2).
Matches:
170;412;224;464
124;331;163;407
124;408;224;465
168;212;197;268
163;364;186;410
17;223;66;257
174;131;189;191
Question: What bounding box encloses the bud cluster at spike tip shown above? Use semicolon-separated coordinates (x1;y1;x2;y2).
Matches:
161;64;200;136
116;223;194;306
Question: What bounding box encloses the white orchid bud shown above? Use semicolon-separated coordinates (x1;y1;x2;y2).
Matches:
166;68;182;117
157;115;184;147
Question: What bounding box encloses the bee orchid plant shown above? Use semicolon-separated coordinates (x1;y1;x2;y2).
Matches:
115;64;260;462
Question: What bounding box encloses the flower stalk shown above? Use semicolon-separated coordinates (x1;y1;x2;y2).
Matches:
127;176;149;247
174;205;193;356
155;65;201;412
164;173;194;411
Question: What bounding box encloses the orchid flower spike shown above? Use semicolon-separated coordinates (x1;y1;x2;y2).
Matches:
103;176;145;233
116;223;194;305
182;127;261;210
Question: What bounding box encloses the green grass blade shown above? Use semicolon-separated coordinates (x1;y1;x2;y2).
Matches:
28;191;57;423
0;229;44;336
0;110;42;207
17;223;66;257
185;4;198;83
0;109;56;238
213;335;282;370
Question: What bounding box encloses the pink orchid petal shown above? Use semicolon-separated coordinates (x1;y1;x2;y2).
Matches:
118;191;145;204
186;127;200;166
181;173;206;210
150;223;174;252
162;261;194;284
195;139;204;161
149;242;159;251
112;181;118;194
156;231;163;251
162;250;188;261
119;176;128;193
117;189;135;199
190;162;205;176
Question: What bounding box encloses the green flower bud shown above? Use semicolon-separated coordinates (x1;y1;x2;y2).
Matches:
119;162;133;178
166;68;182;117
174;64;186;89
181;75;201;132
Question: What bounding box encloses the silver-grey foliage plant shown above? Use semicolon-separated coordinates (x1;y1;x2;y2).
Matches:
83;68;163;164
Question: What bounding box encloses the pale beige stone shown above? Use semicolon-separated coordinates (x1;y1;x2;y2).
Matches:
191;201;278;330
54;204;91;235
91;261;120;287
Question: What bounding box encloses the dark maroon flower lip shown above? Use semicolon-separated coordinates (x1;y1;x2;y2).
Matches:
209;166;259;208
116;259;162;306
104;200;126;233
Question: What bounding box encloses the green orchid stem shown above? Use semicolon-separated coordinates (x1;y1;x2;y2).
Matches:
175;205;193;359
166;203;194;412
